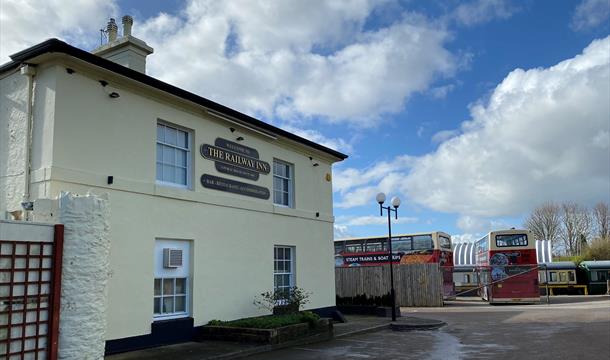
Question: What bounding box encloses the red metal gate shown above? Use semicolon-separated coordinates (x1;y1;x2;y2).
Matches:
0;224;63;360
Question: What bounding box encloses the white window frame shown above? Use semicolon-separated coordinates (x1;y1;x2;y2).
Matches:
273;159;294;208
153;277;189;320
274;246;295;295
156;121;192;189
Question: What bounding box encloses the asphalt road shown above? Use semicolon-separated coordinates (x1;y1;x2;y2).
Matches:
247;296;610;360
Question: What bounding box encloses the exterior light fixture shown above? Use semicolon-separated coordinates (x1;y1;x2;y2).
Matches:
376;192;386;205
236;136;244;141
109;92;120;98
376;191;401;321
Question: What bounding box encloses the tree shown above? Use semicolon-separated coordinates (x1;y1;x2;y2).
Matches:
592;202;609;240
559;202;592;256
524;202;561;251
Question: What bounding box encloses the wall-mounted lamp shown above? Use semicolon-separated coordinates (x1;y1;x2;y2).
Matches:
99;80;120;99
236;136;244;141
229;127;236;133
66;68;75;74
309;156;319;167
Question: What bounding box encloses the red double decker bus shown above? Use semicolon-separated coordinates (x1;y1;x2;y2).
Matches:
334;232;454;297
475;229;540;303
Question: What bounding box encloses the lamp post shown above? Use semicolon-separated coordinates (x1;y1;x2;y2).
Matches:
376;192;400;321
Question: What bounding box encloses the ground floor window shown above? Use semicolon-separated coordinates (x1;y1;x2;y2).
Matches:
154;277;188;317
274;246;295;295
154;239;191;320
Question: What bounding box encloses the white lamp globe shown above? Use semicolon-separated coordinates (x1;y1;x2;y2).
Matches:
391;196;401;208
376;192;386;204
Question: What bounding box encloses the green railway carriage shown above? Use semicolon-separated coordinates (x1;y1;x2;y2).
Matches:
579;260;610;295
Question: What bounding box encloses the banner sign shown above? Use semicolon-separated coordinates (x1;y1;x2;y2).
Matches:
201;174;270;200
342;254;402;265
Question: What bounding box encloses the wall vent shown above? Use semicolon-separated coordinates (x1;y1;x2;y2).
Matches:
163;248;183;268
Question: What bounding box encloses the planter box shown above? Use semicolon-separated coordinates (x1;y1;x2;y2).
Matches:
199;318;332;345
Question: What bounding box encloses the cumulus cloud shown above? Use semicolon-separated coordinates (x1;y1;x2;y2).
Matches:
279;125;353;154
0;0;117;61
134;0;457;127
431;129;459;144
571;0;610;31
334;224;353;239
333;215;418;239
403;36;610;217
451;0;518;27
334;37;610;225
336;215;418;227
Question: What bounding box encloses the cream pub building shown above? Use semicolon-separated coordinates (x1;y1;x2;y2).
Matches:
0;17;347;353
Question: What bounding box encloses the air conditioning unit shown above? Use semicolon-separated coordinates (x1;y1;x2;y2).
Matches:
163;248;183;268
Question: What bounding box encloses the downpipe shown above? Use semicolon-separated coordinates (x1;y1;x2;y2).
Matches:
20;64;36;219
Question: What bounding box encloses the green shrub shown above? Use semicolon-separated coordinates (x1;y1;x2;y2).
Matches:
207;312;320;329
253;286;311;314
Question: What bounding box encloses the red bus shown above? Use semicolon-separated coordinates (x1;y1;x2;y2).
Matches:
334;232;454;297
475;229;540;303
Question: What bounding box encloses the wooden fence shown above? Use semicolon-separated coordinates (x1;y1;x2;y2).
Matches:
335;263;444;307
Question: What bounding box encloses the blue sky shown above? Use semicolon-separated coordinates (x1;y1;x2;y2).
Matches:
2;1;609;242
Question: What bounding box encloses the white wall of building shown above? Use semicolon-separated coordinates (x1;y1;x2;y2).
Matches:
4;59;340;341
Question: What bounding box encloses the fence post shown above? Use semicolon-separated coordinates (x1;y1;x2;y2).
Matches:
49;224;64;360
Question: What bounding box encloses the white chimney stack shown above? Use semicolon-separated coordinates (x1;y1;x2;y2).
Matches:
122;15;133;37
93;15;153;74
106;18;118;42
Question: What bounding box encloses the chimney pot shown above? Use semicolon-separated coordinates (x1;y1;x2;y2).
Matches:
122;15;133;37
106;18;118;42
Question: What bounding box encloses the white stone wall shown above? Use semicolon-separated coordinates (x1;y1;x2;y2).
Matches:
0;71;28;214
57;192;110;360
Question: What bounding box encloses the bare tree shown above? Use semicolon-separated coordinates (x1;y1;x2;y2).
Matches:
524;202;561;251
592;202;609;240
559;202;592;256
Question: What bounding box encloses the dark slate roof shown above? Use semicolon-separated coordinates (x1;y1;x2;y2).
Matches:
0;38;348;161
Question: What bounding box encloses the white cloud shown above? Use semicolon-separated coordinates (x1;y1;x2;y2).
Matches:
334;215;419;238
429;83;456;99
334;224;353;239
403;36;610;217
451;233;480;244
279;125;353;154
571;0;610;31
333;37;610;225
0;0;118;61
431;129;459;144
336;215;418;227
135;0;457;127
456;215;509;233
451;0;518;27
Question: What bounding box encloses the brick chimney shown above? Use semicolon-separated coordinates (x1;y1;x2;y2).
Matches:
93;16;153;74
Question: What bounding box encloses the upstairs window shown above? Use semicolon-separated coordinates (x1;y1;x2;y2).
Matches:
273;160;294;207
156;122;191;188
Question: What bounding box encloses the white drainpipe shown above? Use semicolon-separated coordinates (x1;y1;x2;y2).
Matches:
20;64;36;216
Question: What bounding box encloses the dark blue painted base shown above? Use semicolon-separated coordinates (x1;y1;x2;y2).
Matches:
104;306;341;355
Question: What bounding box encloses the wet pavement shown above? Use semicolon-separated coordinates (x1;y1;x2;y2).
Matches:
248;296;610;360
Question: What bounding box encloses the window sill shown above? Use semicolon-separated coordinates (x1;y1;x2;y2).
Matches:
153;313;189;321
155;181;192;190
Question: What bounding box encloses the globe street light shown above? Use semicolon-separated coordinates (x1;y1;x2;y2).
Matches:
377;192;400;321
